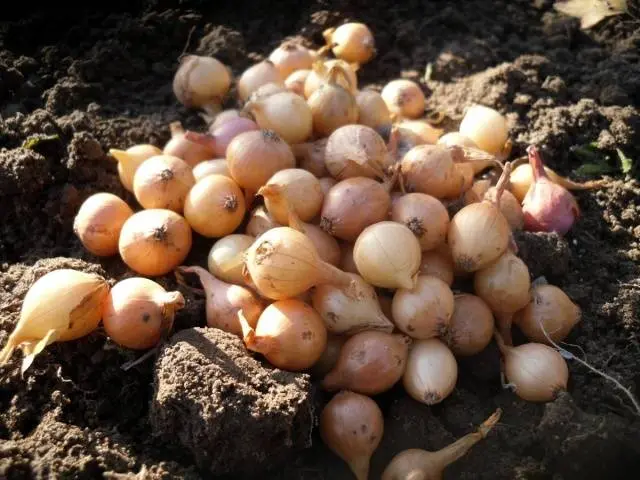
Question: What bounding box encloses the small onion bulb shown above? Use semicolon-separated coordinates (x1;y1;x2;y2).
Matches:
244;91;312;144
513;284;581;344
437;131;478;148
118;209;192;276
172;55;231;109
419;245;455;286
459;104;509;156
73;193;134;256
207;234;255;286
240;299;327;371
109;144;163;192
391;192;450;251
102;277;184;350
163;122;215;168
192;158;230;182
258;168;324;225
381;79;425;119
308;66;358;136
403;338;458;405
323;22;376;64
285;69;311;96
268;42;315;79
445;294;494;356
237;60;283;102
355;89;391;131
320;391;383;480
353;221;422;290
133;154;195;213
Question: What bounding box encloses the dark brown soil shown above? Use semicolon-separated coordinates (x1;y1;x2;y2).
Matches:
2;1;640;478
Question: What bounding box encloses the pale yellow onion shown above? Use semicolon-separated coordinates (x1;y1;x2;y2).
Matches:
447;167;511;273
244;91;312;144
192;158;230;182
381;79;425;119
392;275;454;339
0;269;109;373
285;69;311;96
312;273;394;335
207;234;255;285
290;219;341;267
247;82;288;103
109;144;162;192
495;333;569;402
514;284;581;344
353;221;422;289
133;154;195;213
437;131;478;148
268;42;315;78
459;104;509;156
474;251;531;344
163;121;216;168
172;55;231;109
237;60;283;102
355;89;391;131
403;338;457;405
323;22;376;64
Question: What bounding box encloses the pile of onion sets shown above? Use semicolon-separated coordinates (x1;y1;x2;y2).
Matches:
2;20;608;480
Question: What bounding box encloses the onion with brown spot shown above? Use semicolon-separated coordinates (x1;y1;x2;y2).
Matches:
133;154;195;213
391;192;450;251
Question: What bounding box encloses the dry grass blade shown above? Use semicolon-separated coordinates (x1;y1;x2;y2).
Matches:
554;0;629;29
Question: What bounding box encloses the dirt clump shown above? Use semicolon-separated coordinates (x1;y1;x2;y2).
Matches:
150;327;315;476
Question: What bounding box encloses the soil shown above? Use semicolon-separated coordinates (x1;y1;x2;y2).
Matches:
1;0;640;479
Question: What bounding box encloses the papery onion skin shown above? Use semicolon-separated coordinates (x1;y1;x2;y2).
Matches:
119;209;192;277
208;117;260;158
285;69;311;96
245;91;313;145
398;120;443;145
324;124;392;181
211;109;241;130
244;226;353;300
403;338;458;405
291;138;329;178
102;277;184;350
308;68;359;136
183;174;246;238
296;222;341;267
245;205;282;238
437;131;478;148
260;168;324;224
392;275;454;340
320;390;383;480
513;284;581;344
353;221;422;290
445;294;494;356
304;59;358;98
324;22;376;64
474;251;531;315
0;269;109;373
322;331;410;395
73;192;134;256
311;273;394;335
484;186;524;231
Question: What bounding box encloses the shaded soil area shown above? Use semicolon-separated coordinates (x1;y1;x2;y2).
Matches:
1;0;640;478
